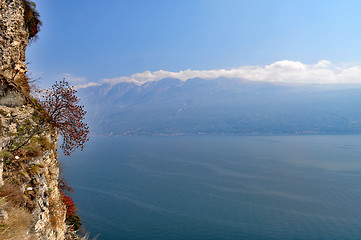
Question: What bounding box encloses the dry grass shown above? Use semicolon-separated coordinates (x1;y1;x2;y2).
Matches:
65;228;99;240
35;136;53;150
16;75;31;94
0;205;33;240
24;141;42;158
77;232;99;240
11;140;43;162
28;164;44;175
0;151;12;163
0;183;26;207
0;185;35;239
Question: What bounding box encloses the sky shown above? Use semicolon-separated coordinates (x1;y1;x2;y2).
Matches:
26;0;361;88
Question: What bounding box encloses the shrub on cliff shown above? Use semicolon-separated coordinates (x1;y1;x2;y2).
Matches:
22;0;42;40
66;214;82;231
58;178;83;231
38;80;89;155
4;79;89;156
62;195;76;217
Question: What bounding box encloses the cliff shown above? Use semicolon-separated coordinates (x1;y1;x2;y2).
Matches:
0;1;72;239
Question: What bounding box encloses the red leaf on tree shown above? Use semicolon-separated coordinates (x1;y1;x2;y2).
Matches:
38;80;90;155
62;194;76;217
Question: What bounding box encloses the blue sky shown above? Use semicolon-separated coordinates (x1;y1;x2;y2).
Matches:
26;0;361;87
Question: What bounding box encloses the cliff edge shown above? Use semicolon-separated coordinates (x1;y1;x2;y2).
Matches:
0;1;73;239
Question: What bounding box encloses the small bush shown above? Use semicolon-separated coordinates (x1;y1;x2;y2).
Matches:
10;139;44;161
24;141;42;158
62;195;76;218
28;164;44;175
58;178;74;195
34;136;52;150
58;179;84;233
0;151;12;163
66;214;82;231
22;0;42;40
17;75;31;94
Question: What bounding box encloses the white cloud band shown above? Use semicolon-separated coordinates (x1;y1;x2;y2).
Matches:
74;82;101;90
100;60;361;86
60;73;87;83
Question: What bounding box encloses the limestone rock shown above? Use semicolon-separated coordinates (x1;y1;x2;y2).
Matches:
0;209;8;222
0;0;29;83
0;1;68;239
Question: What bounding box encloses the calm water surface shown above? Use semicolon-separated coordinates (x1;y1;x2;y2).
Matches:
61;135;361;240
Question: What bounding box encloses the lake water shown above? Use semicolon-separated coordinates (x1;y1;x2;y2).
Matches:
61;135;361;240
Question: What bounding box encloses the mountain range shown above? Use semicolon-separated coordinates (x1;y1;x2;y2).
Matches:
77;78;361;136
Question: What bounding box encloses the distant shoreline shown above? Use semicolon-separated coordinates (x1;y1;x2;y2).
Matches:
89;132;361;137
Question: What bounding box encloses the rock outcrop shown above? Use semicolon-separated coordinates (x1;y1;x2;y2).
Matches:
0;1;68;239
0;105;67;239
0;0;29;91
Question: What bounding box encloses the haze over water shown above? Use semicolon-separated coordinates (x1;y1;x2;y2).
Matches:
62;135;361;240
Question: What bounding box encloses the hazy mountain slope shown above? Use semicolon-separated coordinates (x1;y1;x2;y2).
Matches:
78;78;361;136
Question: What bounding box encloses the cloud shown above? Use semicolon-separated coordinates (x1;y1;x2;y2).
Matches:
101;60;361;86
60;73;87;83
74;82;101;90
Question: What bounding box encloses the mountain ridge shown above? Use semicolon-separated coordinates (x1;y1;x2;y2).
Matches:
78;78;361;136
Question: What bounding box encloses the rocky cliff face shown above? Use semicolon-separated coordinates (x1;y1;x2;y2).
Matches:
0;0;29;91
0;1;68;239
0;105;67;240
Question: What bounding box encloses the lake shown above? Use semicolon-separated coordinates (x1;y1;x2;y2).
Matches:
61;135;361;240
